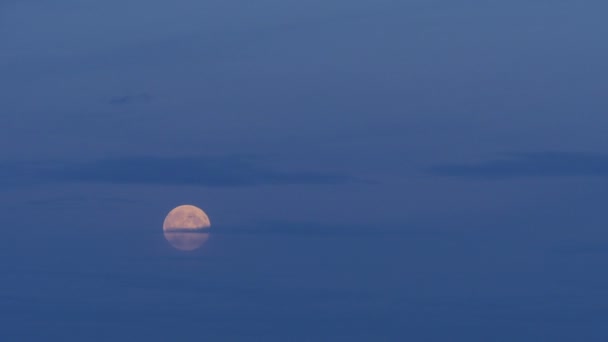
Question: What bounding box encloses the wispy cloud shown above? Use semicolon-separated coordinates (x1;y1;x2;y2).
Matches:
52;156;355;186
427;152;608;179
551;243;608;256
1;156;357;188
107;93;152;105
25;196;137;206
0;161;51;189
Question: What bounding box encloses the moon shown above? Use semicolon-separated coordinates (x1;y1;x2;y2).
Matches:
163;205;211;251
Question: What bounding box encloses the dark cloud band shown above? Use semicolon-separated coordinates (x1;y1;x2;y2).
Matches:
428;151;608;179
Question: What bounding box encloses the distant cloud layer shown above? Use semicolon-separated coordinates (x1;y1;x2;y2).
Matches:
1;156;356;188
428;152;608;179
107;93;152;105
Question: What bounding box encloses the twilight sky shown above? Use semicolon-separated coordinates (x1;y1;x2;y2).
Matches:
1;1;608;340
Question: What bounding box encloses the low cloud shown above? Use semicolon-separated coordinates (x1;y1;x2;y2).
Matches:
427;151;608;179
214;220;454;238
164;227;211;233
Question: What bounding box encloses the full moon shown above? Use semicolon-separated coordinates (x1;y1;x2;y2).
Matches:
163;205;211;251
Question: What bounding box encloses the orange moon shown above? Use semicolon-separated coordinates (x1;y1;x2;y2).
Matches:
163;205;211;251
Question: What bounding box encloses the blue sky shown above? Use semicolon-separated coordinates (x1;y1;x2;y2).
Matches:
1;1;608;340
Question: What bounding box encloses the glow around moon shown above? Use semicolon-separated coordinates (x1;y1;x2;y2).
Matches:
163;205;211;251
